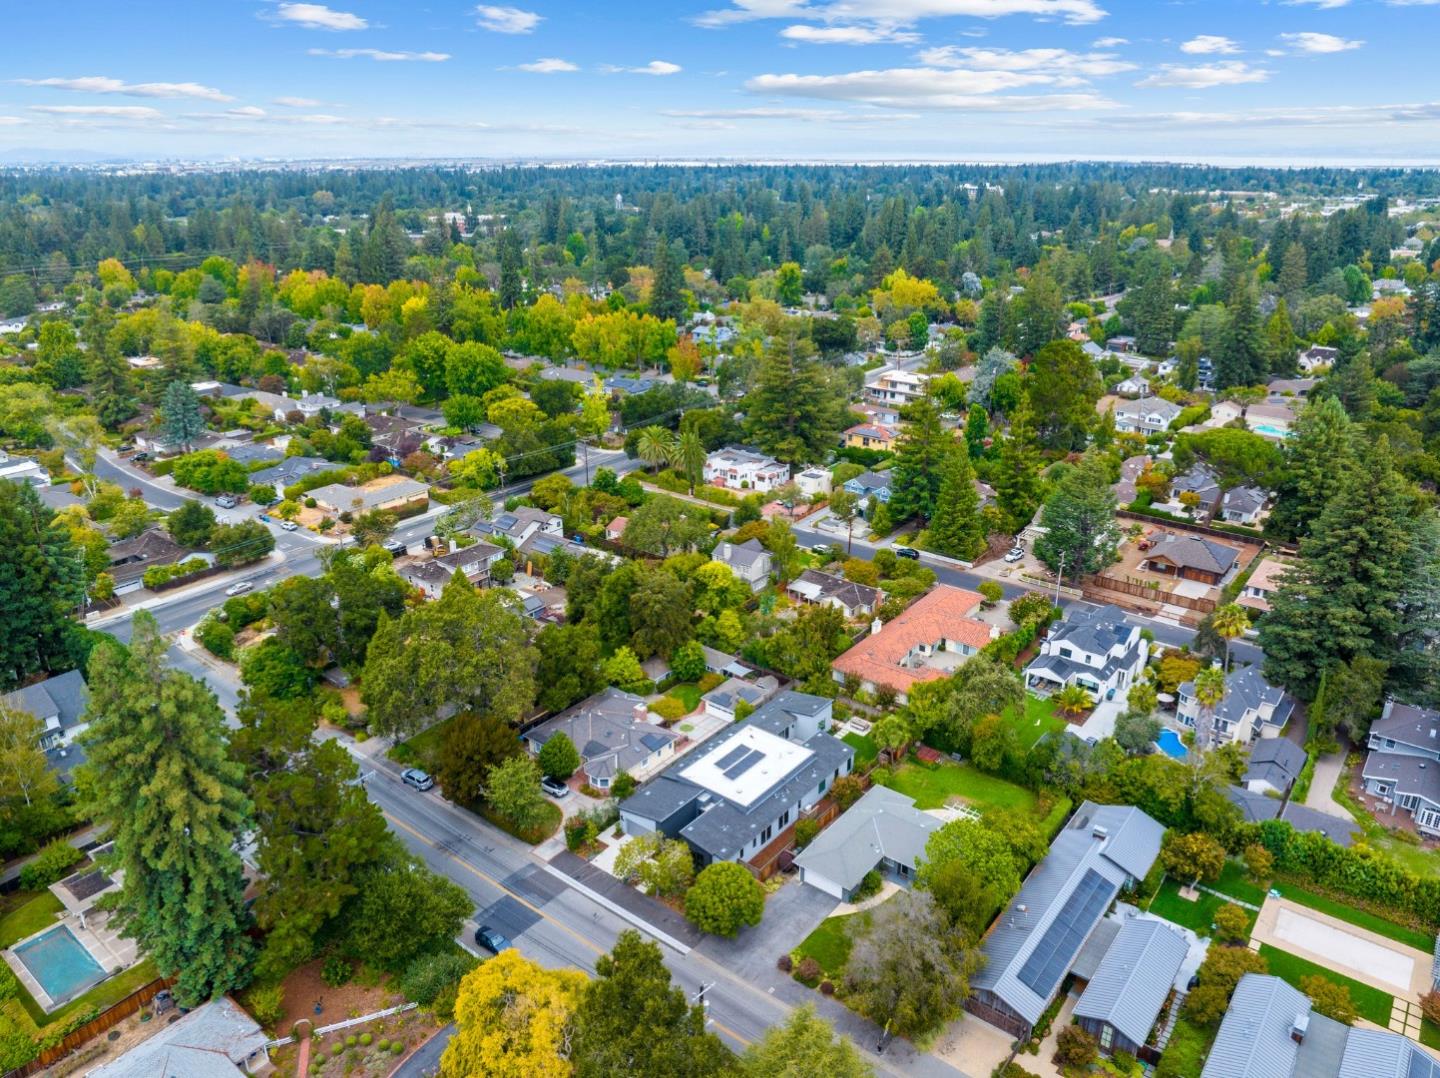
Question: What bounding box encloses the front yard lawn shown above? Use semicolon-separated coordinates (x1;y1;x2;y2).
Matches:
842;731;878;768
1274;880;1434;953
1148;877;1256;939
794;913;855;979
0;891;63;948
1257;944;1392;1027
387;717;453;769
666;683;703;712
873;757;1036;813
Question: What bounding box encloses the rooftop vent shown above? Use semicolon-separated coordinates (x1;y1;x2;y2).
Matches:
1093;824;1109;840
1290;1013;1309;1044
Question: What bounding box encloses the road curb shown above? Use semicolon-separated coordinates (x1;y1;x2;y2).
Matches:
536;861;693;956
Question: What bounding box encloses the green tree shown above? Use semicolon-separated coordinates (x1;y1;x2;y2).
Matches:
498;228;524;309
635;425;676;473
1210;603;1250;673
628;566;694;659
486;754;549;831
1114;711;1161;755
774;261;804;307
915;817;1021;897
993;391;1043;531
888;397;951;523
671;639;707;682
1216;278;1267;389
349;508;397;549
1160;830;1226;886
339;854;471;972
210;520;275;567
437;712;522;807
1301;975;1357;1025
1027;339;1102;450
81;613;253;1004
535;622;605;713
1266;396;1355;543
167;500;216;548
743;329;843;464
0;481;85;690
963;403;988;459
684;861;764;936
675;429;707;496
650;235;686;323
929;448;984;560
570;930;731;1078
537;732;581;780
623;495;712;556
1128;252;1176;356
741;1004;871;1078
161;380;205;453
0;701;60;819
1009;269;1065;358
1033;452;1121;580
1326;655;1388;742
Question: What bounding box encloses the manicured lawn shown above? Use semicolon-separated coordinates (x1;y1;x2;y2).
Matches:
1274;880;1434;953
872;758;1036;813
0;891;63;949
1257;944;1393;1027
1204;861;1267;907
1422;1019;1440;1051
842;731;878;768
1004;694;1066;752
666;683;703;712
1156;1017;1215;1078
387;717;453;769
1148;877;1256;939
794;913;856;978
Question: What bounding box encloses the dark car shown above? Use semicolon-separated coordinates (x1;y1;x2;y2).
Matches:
474;925;512;954
893;546;920;560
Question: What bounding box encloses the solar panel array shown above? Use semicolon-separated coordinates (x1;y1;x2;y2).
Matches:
1016;868;1115;998
724;748;765;779
715;745;750;770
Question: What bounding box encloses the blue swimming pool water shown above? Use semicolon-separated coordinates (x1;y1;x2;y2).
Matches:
1156;729;1189;759
1251;424;1292;439
12;925;106;1004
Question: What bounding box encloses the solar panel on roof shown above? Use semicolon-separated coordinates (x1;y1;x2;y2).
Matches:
723;748;765;779
1016;869;1115;999
715;745;750;770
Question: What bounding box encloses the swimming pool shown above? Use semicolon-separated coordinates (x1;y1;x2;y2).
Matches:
1251;424;1292;439
1155;729;1189;759
12;925;106;1005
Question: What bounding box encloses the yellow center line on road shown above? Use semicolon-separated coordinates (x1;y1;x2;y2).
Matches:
383;811;753;1047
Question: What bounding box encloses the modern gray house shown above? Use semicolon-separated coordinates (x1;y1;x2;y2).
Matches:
1177;664;1294;746
619;691;852;868
967;802;1165;1040
793;785;940;900
1202;973;1440;1078
1025;604;1150;700
1072;917;1188;1058
523;687;678;791
1362;699;1440;836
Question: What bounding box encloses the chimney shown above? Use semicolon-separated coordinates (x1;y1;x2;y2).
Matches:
634;703;648;722
1092;824;1109;840
1290;1013;1309;1044
871;617;884;636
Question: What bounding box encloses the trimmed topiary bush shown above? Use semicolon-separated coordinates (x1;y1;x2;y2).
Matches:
359;1033;372;1046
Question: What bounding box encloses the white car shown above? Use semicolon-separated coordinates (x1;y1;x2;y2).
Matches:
225;581;253;596
279;520;298;532
1003;547;1025;564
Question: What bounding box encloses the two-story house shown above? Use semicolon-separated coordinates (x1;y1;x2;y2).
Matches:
1;670;90;781
864;367;930;408
711;538;773;592
397;540;504;599
703;446;790;492
1362;699;1440;835
843;471;892;516
1025;604;1149;700
843;423;898;452
1177;664;1294;746
1113;396;1183;435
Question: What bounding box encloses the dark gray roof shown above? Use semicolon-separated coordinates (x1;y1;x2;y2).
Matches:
399;541;502;588
1245;738;1307;789
1278;801;1358;847
2;669;88;731
525;687;676;778
1339;1030;1440;1078
1363;751;1440;807
714;538;770;572
1146;533;1238;576
1073;918;1189;1047
249;456;337;485
1069;918;1121;981
222;442;284;466
1223;485;1267;516
1226;785;1281;824
790;569;881;612
1181;665;1293;734
846;470;891;494
1173;462;1221;498
1371;699;1440;751
1044;604;1137;659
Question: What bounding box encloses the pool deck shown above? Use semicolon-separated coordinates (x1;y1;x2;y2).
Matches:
2;909;140;1012
1250;896;1432;1001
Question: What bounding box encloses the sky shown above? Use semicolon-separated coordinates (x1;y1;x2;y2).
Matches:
3;0;1439;165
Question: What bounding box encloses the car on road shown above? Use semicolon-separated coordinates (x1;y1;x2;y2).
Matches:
224;581;253;596
401;768;435;791
1003;547;1025;563
810;544;832;558
540;776;570;799
279;520;298;531
384;540;408;556
894;546;920;560
215;495;238;509
474;925;512;954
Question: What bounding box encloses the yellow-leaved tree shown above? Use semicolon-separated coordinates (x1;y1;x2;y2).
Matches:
440;949;586;1078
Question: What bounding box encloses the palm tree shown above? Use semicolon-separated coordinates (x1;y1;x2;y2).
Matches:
635;426;675;474
1211;603;1251;673
1192;665;1227;753
674;429;706;495
1055;683;1095;719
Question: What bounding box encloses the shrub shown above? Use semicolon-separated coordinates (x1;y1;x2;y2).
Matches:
359;1033;372;1046
1053;1025;1098;1070
311;1054;327;1067
697;671;725;693
611;771;637;799
246;982;285;1028
776;954;793;973
346;1035;357;1047
195;617;235;660
795;957;823;986
685;862;764;936
1301;974;1356;1025
794;818;820;848
390;1041;405;1054
321;955;353;988
1008;592;1054;627
1212;903;1250;944
650;696;689;723
399;952;476;1007
18;838;82;890
853;869;883;902
977;580;1003;605
828;773;866;811
1421;991;1440;1027
819;980;835;995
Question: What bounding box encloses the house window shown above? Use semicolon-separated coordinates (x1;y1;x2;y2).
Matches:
819;779;827;794
760;825;773;844
1059;647;1073;659
779;809;790;827
1100;1026;1113;1051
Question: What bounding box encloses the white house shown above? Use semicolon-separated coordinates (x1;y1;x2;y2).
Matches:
0;450;47;485
787;569;882;619
712;538;772;592
794;468;832;498
1220;486;1267;526
1113;396;1182;435
703;446;790;492
1114;375;1150;398
864;367;930;407
1177;665;1294;746
1025;604;1149;700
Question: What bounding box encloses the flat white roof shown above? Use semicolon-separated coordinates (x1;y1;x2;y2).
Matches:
679;725;812;807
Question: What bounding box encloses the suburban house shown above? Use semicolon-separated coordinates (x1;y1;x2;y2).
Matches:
604;515;628;542
1177;665;1295;745
1206;400;1245;428
1201;974;1439;1078
471;506;564;547
1267;378;1316;400
248;456;337;499
0;450;47;485
1243;737;1306;796
294;392;345;417
843;423;898;452
1238;556;1291;614
1298;344;1338;372
787;569;882;619
831;585;995;704
1113;396;1182;435
1219;485;1267;526
605;374;657;396
1245;401;1297;438
711;538;773;592
1362;699;1440;835
234;388;302;421
702;675;779;722
843;470;892;514
88;995;269;1078
365;413;427;459
1;669;89;780
524;687;678;791
1025;604;1149;700
1113;375;1150;398
106;527;190;594
793;786;941;900
703;446;790;492
1168;463;1222;514
397;540;503;599
309;477;430;516
1106;336;1137;353
967;802;1165;1040
221;442;284;467
124;354;163;371
619;692;854;870
1072;917;1189;1058
1112;455;1149;505
794;468;832;498
865;367;930;407
1141;533;1239;587
1224;786;1359;846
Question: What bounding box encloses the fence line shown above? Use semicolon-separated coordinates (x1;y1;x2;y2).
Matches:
2;978;171;1078
264;1002;419;1048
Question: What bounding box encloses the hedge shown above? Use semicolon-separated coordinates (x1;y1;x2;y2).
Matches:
141;556;210;589
1122;503;1265;541
17;839;82;891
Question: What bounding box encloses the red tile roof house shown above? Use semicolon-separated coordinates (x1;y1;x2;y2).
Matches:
831;585;997;704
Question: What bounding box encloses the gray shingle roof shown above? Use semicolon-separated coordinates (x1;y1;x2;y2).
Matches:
1245;738;1306;789
1181;665;1293;735
713;538;770;572
793;785;941;894
789;568;881;613
524;687;676;778
1371;699;1440;751
1073;918;1188;1047
89;995;266;1078
2;669;88;732
1363;751;1440;806
1146;533;1239;576
1223;485;1267;516
248;456;336;486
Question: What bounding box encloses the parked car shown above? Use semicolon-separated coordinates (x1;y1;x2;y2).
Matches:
279;520;298;531
540;776;570;799
810;544;832;558
132;451;150;462
894;546;920;560
474;925;512;954
215;495;238;509
224;581;253;596
401;768;434;791
1003;547;1025;563
384;540;408;556
570;534;586;545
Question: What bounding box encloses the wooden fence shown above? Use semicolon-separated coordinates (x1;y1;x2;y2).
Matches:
1081;574;1218;614
747;798;841;882
3;978;171;1078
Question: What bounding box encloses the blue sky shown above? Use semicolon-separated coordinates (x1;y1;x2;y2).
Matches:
2;0;1438;164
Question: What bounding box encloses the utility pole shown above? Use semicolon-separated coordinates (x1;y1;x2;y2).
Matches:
580;437;591;487
1053;549;1066;609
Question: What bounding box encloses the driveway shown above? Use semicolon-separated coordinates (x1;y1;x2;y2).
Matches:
1303;750;1354;821
696;875;838;984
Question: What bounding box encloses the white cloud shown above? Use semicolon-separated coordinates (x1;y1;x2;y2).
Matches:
697;0;1108;30
780;24;921;44
1093;100;1440;129
1092;36;1127;46
604;60;683;75
1137;61;1269;88
309;48;451;61
274;96;323;107
226;106;268;118
274;3;367;31
1180;35;1240;55
475;5;543;33
14;76;232;102
662;106;920;122
745;66;1115;109
919;45;1135;75
515;57;579;73
29;104;164;119
1278;31;1363;53
0;116;28;126
1283;0;1350;7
